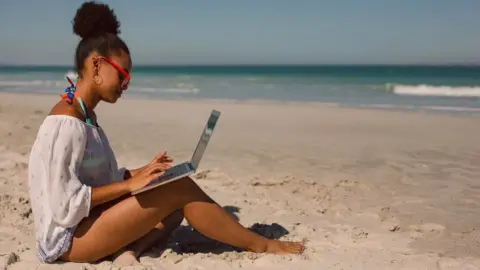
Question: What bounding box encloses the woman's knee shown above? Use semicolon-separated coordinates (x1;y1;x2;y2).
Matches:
136;176;212;209
165;176;211;201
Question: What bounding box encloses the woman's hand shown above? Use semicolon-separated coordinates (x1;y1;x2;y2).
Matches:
127;151;174;179
93;152;173;205
125;162;170;192
148;151;174;167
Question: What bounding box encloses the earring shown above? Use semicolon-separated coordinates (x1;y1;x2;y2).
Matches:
93;74;103;85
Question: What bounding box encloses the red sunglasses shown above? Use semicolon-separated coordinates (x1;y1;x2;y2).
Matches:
98;56;130;90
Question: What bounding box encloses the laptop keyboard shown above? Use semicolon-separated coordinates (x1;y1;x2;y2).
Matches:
163;163;190;179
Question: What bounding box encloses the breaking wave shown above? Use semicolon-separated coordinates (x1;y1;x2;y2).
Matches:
387;83;480;97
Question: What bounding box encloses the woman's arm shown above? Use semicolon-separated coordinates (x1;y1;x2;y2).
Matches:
90;180;131;208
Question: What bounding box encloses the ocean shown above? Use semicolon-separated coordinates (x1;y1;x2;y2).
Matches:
1;65;480;115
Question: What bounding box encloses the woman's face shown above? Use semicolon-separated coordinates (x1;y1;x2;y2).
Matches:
92;50;132;103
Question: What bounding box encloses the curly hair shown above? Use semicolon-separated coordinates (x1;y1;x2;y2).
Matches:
72;1;129;77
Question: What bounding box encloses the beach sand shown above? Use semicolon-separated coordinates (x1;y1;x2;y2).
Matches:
1;92;480;269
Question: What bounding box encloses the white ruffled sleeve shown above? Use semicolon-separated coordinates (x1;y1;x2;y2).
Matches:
39;117;92;228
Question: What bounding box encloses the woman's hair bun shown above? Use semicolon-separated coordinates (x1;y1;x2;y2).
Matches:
72;1;121;39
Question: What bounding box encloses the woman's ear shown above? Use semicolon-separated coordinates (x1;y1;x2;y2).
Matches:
91;56;103;85
92;57;100;72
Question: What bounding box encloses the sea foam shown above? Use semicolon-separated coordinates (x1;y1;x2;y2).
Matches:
387;83;480;97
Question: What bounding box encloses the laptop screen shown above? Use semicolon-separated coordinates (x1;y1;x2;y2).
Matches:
190;110;220;169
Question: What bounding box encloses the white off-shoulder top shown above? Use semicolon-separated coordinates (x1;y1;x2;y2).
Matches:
27;115;126;263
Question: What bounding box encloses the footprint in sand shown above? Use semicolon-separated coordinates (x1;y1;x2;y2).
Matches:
333;179;359;188
408;223;445;239
250;173;296;187
322;225;370;246
194;169;235;185
378;206;402;223
0;252;18;269
194;169;211;179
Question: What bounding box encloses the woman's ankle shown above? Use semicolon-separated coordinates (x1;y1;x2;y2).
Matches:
246;239;270;253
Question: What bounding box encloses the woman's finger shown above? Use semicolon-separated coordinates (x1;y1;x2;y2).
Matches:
149;171;165;181
157;151;167;159
145;163;166;174
150;152;167;163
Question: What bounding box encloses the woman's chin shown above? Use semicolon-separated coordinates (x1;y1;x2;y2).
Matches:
102;95;120;104
113;91;123;102
111;96;120;103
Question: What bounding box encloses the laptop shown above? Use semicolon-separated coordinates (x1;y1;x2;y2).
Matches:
131;109;221;195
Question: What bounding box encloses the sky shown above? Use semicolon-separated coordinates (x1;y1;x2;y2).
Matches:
0;0;479;65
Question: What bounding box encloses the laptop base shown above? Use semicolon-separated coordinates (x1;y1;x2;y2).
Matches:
131;162;195;195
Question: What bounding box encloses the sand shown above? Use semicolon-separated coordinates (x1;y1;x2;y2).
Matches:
0;92;480;269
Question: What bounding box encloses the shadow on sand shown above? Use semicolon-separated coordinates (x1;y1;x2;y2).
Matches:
149;205;291;256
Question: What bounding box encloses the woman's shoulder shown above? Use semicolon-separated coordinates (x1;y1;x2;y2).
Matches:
49;100;85;121
38;101;89;138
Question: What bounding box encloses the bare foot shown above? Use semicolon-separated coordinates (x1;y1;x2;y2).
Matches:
249;240;305;254
112;249;139;267
266;240;305;254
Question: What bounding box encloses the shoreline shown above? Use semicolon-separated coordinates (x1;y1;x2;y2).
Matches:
1;90;480;119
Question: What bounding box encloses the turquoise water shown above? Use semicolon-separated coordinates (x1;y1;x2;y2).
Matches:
1;65;480;114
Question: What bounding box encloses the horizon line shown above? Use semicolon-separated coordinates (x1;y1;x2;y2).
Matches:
1;63;479;67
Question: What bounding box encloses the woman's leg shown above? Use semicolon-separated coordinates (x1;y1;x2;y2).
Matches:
61;177;304;263
131;210;184;256
113;210;184;266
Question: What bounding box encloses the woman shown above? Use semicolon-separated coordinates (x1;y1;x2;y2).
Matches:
27;1;304;265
